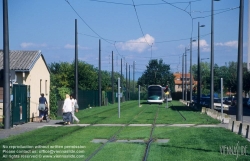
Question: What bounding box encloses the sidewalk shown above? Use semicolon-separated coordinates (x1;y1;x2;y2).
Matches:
0;120;62;139
0;120;228;140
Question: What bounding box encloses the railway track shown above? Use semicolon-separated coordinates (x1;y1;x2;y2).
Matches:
85;105;148;161
142;106;159;161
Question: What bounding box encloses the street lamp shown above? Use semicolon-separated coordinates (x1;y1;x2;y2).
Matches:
198;22;205;109
190;39;196;104
210;0;220;110
236;0;244;121
182;53;184;100
185;47;190;102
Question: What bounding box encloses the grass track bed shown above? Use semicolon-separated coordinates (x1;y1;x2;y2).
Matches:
150;127;250;161
2;100;248;161
116;126;151;140
90;143;145;161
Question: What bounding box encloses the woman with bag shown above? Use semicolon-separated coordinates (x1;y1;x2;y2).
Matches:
70;95;80;123
62;94;72;125
38;93;48;122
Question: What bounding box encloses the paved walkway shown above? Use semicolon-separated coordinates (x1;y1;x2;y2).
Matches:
0;120;228;140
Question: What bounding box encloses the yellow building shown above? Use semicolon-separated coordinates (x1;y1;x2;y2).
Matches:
0;50;50;123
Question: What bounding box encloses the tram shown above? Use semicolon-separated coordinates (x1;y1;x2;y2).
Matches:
147;85;165;103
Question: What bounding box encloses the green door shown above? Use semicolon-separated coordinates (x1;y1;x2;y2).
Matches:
12;84;29;125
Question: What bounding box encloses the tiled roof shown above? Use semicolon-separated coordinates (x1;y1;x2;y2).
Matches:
174;72;197;85
174;73;190;78
0;50;48;72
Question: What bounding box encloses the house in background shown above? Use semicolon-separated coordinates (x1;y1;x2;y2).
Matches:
174;72;196;92
0;50;50;123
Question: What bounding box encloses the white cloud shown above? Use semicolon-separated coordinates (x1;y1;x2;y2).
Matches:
179;39;210;52
178;44;185;49
64;44;89;50
192;39;210;52
215;41;238;48
20;42;47;48
64;44;75;49
192;39;209;48
117;34;155;53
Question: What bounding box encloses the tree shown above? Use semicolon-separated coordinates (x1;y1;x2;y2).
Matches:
243;63;250;96
137;59;174;90
191;61;250;97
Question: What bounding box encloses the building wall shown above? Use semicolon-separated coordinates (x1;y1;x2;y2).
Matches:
0;54;50;122
22;56;50;120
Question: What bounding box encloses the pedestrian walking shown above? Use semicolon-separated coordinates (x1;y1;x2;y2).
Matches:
38;93;48;122
62;94;72;125
70;95;80;123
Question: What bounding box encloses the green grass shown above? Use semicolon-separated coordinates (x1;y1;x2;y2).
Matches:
1;125;250;160
156;102;220;124
70;100;219;125
90;143;145;161
116;126;151;140
1;100;245;161
0;126;121;161
148;127;250;161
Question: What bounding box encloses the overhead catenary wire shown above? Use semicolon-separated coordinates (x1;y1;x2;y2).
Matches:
131;0;152;48
65;0;238;76
193;7;239;20
88;0;202;6
65;0;113;45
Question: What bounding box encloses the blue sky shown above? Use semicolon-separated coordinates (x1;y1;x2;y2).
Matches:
0;0;249;80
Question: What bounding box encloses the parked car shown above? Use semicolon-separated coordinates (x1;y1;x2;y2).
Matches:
223;97;231;105
200;97;210;108
213;98;229;111
243;98;249;107
228;97;249;107
247;98;250;107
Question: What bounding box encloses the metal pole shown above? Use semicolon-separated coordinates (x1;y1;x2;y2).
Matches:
166;95;168;108
182;53;184;100
129;65;130;101
190;38;193;103
139;85;140;107
133;61;135;93
185;48;187;102
75;19;78;101
236;0;244;121
3;0;10;129
198;22;201;110
121;58;123;101
166;91;168;108
98;39;101;106
221;78;224;122
118;77;120;118
112;51;114;104
210;0;214;110
126;63;128;101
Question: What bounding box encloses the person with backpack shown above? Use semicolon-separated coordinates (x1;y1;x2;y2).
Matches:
38;93;48;122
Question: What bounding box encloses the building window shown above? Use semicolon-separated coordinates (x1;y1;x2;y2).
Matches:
45;80;48;95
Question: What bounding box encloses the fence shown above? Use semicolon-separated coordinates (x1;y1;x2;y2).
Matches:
57;90;148;113
78;90;99;109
